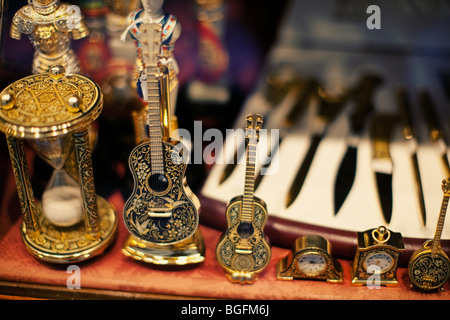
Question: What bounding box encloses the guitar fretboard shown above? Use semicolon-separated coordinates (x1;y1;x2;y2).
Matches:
146;65;164;174
241;137;257;222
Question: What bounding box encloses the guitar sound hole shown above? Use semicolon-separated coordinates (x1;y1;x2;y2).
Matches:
149;173;169;193
237;222;254;238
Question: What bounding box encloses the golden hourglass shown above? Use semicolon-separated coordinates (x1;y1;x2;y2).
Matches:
0;65;117;263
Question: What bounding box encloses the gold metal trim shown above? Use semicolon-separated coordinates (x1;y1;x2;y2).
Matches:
0;69;102;139
22;196;117;264
122;229;205;265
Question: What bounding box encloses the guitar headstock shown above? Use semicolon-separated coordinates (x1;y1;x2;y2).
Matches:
246;113;264;143
139;23;162;68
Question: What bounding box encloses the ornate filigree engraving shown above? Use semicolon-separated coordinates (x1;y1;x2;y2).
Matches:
124;142;199;244
0;73;101;139
73;129;99;234
23;196;116;257
216;199;271;274
410;254;450;289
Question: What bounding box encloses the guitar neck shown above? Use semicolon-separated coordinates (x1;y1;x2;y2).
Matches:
159;65;172;140
241;139;257;222
146;65;164;174
432;194;449;253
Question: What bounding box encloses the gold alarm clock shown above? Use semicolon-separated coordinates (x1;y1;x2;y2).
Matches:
277;235;343;283
351;226;404;286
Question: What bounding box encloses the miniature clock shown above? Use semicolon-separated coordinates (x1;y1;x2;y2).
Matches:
351;226;404;286
277;235;343;283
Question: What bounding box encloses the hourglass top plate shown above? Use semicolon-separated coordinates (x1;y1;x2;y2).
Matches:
0;71;102;139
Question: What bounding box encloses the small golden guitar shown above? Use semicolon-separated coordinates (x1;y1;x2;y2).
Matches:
123;22;199;245
216;113;271;284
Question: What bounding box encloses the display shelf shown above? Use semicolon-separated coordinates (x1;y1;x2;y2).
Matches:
0;184;449;300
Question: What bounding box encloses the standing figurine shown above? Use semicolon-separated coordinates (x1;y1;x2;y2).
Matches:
9;0;90;74
122;0;181;123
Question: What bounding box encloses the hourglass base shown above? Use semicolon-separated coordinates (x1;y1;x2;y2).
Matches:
21;196;118;264
122;229;205;266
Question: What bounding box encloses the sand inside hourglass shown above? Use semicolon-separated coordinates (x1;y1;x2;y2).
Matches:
42;169;84;227
29;135;84;228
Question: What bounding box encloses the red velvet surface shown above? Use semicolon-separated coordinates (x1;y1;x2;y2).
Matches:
0;188;449;300
198;195;448;267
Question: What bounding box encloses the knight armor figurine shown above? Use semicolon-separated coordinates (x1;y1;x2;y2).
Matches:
10;0;90;74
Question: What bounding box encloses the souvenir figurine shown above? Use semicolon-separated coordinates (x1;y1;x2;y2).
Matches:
216;114;271;284
121;7;204;266
0;65;117;263
409;178;450;292
122;0;181;138
10;0;90;74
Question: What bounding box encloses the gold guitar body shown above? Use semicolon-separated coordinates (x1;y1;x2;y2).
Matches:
124;139;199;245
216;195;271;283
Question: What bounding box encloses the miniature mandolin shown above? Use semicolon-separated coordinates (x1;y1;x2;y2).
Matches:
408;177;450;291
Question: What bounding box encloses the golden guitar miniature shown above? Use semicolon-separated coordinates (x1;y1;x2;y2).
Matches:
123;23;199;245
216;113;271;284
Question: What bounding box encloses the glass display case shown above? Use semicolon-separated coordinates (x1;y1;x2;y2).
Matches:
1;0;450;303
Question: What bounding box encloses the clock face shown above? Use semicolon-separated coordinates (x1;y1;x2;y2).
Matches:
363;251;395;274
297;253;327;276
